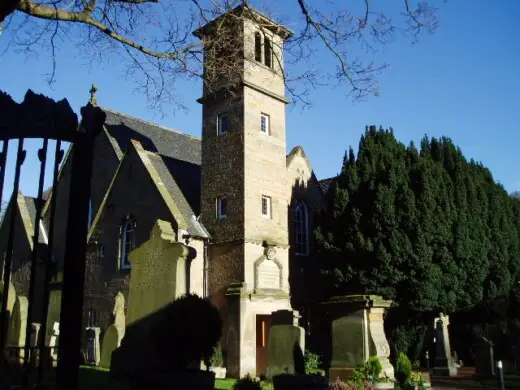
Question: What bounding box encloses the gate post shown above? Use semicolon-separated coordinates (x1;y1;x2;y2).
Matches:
56;102;105;390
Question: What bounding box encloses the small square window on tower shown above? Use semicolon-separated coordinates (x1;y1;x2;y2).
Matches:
261;195;271;218
217;114;229;135
217;197;228;219
260;113;270;134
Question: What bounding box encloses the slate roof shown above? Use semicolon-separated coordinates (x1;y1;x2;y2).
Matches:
147;153;209;238
103;109;201;166
318;176;338;200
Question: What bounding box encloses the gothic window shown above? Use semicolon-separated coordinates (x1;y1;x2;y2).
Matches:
255;32;262;62
294;201;309;256
264;37;272;68
87;308;97;327
217;114;229;135
119;216;136;270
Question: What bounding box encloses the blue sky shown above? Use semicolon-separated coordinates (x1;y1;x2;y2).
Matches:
0;0;519;200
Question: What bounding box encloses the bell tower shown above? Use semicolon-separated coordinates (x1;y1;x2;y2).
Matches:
195;6;294;377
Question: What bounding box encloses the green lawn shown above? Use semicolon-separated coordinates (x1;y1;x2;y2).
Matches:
1;365;274;390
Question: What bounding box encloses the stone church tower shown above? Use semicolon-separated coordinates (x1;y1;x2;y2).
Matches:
195;6;294;378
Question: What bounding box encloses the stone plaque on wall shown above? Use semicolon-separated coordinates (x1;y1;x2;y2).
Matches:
256;259;281;290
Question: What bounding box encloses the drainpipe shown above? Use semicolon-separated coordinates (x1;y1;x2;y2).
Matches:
203;238;209;298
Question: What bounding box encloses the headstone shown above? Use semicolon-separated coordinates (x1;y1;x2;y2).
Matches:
86;327;101;366
321;295;394;381
432;313;457;377
48;322;60;367
110;220;196;377
45;289;61;345
267;310;305;378
99;293;126;369
6;296;28;365
473;337;494;378
124;220;195;325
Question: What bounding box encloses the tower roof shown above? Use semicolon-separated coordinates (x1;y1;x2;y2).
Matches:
193;4;293;40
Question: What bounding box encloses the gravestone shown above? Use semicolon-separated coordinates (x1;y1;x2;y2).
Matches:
86;327;101;365
100;292;126;368
320;295;394;381
432;313;457;377
473;337;494;378
6;296;28;365
124;220;196;325
110;220;196;376
267;310;305;378
45;289;61;345
48;322;60;367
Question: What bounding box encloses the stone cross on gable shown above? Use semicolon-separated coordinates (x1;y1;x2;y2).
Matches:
89;84;98;105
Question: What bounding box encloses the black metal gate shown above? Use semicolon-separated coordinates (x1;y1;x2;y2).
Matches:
0;89;105;389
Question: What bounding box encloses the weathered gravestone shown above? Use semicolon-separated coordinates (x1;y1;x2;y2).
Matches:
110;220;197;375
432;313;457;377
473;336;494;378
100;292;126;368
6;296;28;365
266;310;305;378
48;322;60;367
86;327;101;366
320;295;394;381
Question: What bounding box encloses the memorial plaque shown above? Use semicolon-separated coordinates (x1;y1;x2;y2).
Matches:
256;259;281;290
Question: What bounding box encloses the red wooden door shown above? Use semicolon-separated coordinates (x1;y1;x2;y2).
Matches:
256;314;272;377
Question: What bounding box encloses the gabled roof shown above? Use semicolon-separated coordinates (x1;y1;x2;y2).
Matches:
0;192;48;251
103;109;201;165
88;140;209;241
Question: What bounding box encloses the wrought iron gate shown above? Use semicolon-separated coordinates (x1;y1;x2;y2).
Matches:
0;89;105;389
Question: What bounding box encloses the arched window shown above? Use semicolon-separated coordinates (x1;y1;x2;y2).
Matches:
264;37;272;68
119;216;136;269
294;201;309;256
254;32;262;62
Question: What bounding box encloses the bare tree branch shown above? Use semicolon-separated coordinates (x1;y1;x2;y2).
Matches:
1;0;442;113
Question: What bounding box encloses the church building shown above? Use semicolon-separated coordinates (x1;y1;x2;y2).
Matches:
0;5;337;378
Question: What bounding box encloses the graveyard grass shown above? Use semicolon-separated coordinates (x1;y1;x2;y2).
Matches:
77;366;274;390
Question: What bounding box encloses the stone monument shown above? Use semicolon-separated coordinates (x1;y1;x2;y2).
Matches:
473;336;494;378
6;296;28;365
319;295;394;381
432;313;457;377
99;292;126;368
266;310;305;378
110;220;196;375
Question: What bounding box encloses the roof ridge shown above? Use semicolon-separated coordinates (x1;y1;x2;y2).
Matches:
101;107;201;141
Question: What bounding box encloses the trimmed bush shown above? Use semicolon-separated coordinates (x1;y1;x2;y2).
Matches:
395;352;412;386
210;345;225;368
366;356;382;381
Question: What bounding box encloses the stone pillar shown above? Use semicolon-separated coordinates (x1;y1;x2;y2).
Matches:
367;307;394;379
320;295;394;381
266;310;305;378
432;313;457;377
86;327;101;366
